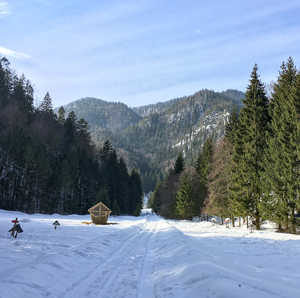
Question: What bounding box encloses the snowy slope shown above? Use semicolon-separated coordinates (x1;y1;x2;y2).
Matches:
0;209;300;298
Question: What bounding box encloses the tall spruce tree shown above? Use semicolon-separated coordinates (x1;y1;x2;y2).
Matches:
231;65;269;229
196;136;213;184
263;58;299;233
176;173;194;219
128;169;143;216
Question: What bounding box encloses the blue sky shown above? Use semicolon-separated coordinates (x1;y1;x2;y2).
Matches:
1;0;300;107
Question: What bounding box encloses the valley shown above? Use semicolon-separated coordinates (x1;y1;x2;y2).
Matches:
60;89;244;192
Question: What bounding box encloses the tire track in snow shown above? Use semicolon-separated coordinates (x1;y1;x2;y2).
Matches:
63;217;159;298
58;221;147;298
136;220;158;298
0;226;122;281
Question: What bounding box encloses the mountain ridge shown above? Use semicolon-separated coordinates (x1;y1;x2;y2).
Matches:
59;89;244;192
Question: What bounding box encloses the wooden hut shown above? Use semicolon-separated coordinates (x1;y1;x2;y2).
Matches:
88;202;111;224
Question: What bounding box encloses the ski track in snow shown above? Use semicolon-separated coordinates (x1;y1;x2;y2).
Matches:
58;218;157;298
1;209;300;298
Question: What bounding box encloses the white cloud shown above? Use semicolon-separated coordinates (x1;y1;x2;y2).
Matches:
0;1;10;16
0;46;30;59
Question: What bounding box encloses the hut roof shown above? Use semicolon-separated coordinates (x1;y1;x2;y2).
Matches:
88;202;111;214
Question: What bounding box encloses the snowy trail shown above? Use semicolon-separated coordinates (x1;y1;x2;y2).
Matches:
1;209;300;298
58;217;158;298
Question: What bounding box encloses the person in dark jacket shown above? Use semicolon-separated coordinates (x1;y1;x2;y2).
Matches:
9;218;23;238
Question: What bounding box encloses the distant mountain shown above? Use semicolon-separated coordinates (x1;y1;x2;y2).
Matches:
59;89;244;192
62;97;141;132
133;89;244;118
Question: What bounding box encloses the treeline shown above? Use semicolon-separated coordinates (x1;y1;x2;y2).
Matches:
0;57;143;215
149;138;213;219
206;58;300;233
150;57;300;234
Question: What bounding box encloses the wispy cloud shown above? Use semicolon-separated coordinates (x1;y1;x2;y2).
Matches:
0;46;30;59
0;1;10;16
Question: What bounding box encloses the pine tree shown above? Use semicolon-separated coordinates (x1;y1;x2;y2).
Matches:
263;58;299;233
196;137;213;184
40;92;54;114
57;106;66;124
174;152;184;174
129;169;143;216
176;173;194;219
225;107;239;144
231;65;270;229
0;57;11;108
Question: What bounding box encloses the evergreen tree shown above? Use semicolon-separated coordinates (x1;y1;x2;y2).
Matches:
225;107;239;144
0;57;11;108
150;181;162;214
176;173;194;219
196;136;213;184
263;58;299;233
40;92;54;114
57;106;66;123
231;65;270;229
129;169;143;216
174;152;184;174
0;58;142;217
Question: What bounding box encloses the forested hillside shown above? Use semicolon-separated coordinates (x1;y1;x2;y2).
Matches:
150;58;300;234
62;89;244;192
0;57;143;215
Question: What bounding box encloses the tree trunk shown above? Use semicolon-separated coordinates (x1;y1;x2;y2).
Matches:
285;214;289;231
255;212;260;230
290;207;296;234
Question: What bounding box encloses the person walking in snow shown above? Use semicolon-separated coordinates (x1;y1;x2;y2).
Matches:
9;218;23;238
53;220;60;230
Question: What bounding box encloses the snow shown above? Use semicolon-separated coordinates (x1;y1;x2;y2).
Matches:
1;209;300;298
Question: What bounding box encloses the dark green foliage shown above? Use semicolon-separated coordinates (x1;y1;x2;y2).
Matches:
176;173;194;219
204;58;300;233
0;58;143;215
57;106;66;124
196;136;213;184
39;92;54;114
228;65;270;229
60;90;244;193
225;107;239;144
263;58;300;233
174;152;184;174
128;169;143;216
176;168;205;219
150;172;180;218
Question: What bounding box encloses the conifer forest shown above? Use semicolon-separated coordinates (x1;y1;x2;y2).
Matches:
0;56;299;233
0;57;143;216
150;58;300;234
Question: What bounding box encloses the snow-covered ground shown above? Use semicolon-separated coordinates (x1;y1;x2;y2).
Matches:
1;209;300;298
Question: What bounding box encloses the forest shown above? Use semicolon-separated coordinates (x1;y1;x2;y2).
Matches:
150;58;300;234
0;57;143;216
